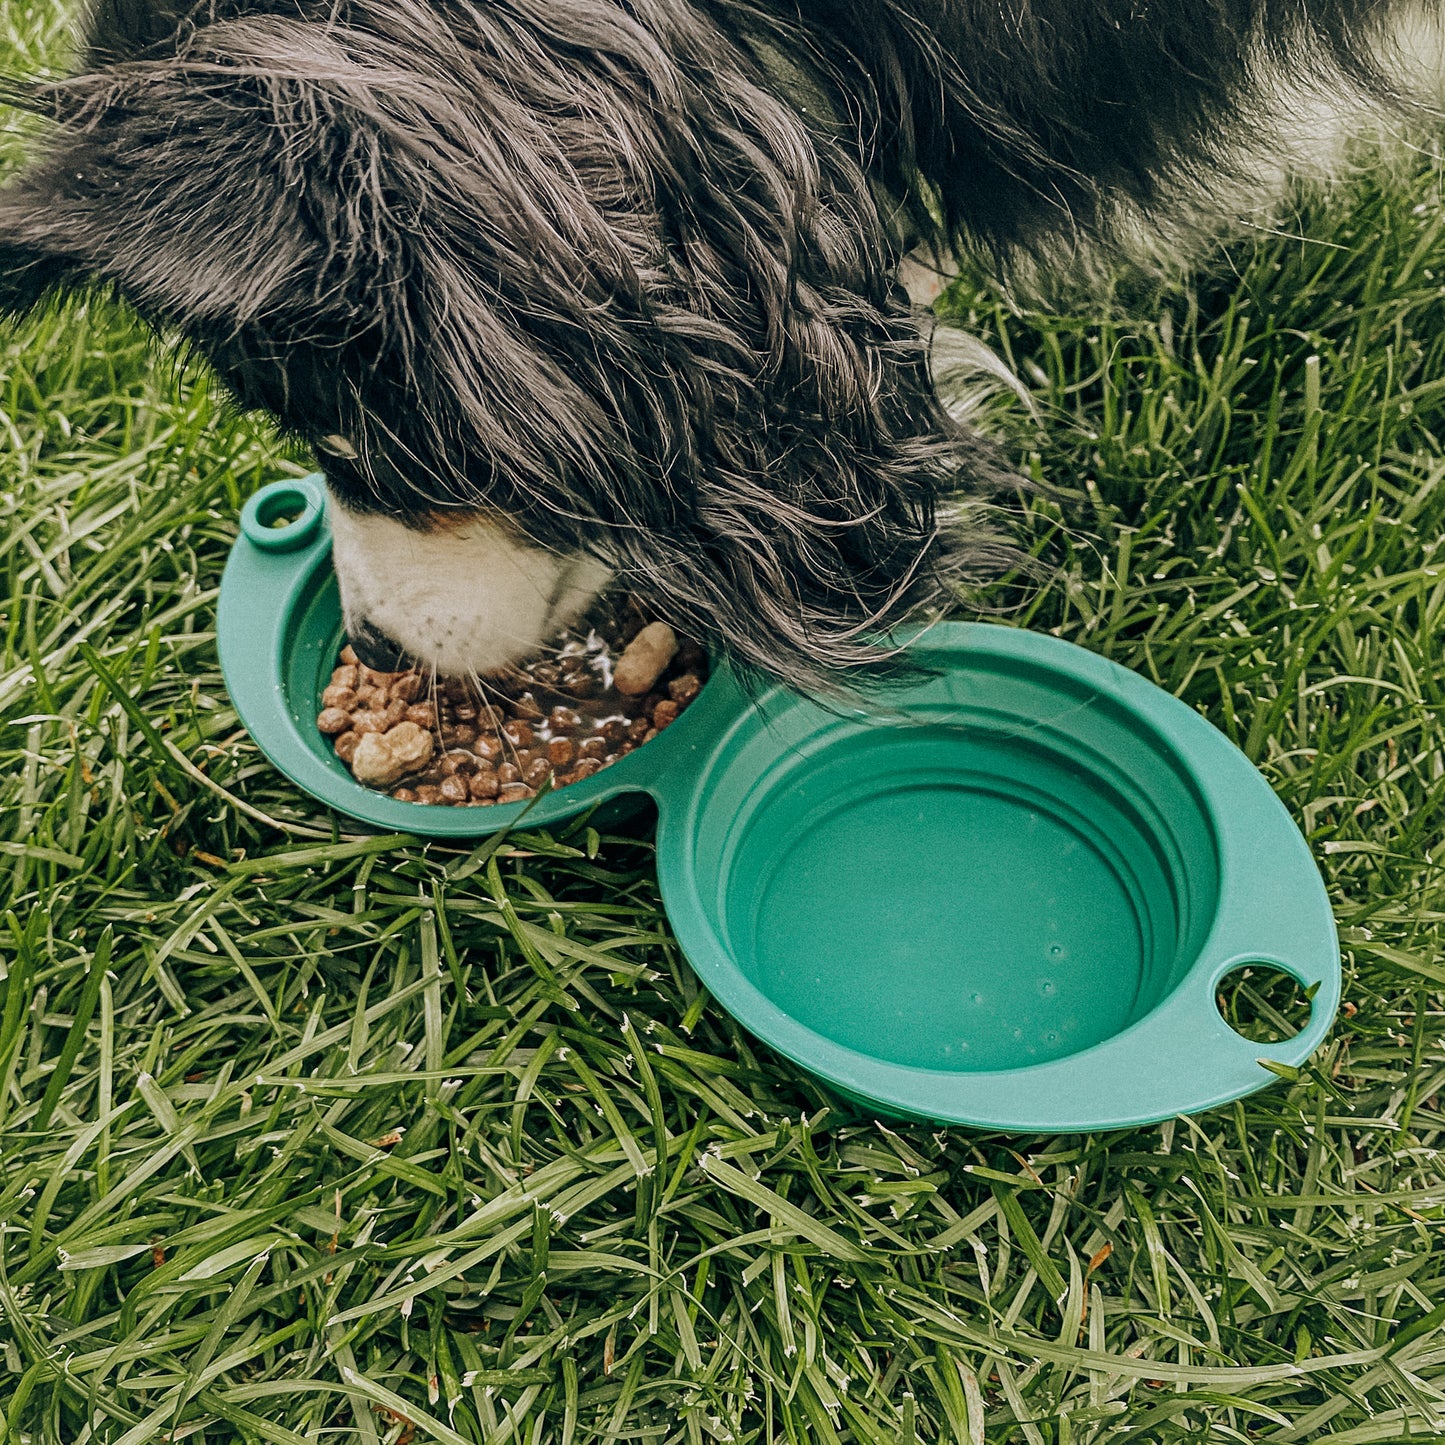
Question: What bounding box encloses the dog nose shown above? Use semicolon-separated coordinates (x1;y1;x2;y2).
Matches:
347;618;414;673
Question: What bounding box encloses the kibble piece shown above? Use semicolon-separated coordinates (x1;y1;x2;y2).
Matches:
322;684;359;710
571;757;603;779
392;787;418;802
333;731;360;765
406;702;437;730
503;720;533;748
567;673;599;699
549;706;582;732
439;775;470;804
669;673;702;705
390;673;422;703
351;710;389;735
340;645;360;666
652;699;681;729
331;663;360;689
472;734;504;763
497;762;522;785
548;737;575;766
356;684;386;709
613;621;677;695
579;737;607;760
439;750;477;776
415;783;444;805
523;758;553;787
498;783;534;804
381;698;409;730
627;716;651;743
600;719;628;746
469;770;500;801
511;694;544;721
351;721;435;788
318;707;352;735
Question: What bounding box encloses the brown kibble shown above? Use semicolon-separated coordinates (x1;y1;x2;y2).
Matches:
340;645;359;666
668;673;702;705
325;613;707;803
317;707;352;735
613;621;678;695
351;721;435;788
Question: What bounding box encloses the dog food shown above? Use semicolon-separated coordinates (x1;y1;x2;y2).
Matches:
317;599;707;805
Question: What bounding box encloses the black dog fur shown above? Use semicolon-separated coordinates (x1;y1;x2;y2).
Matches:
0;0;1435;688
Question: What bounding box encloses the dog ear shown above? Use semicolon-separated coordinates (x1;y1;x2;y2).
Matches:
0;30;347;387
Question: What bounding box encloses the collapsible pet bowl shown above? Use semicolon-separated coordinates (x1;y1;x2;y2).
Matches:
219;476;1341;1132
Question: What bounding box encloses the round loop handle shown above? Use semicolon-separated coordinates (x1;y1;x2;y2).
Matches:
240;477;327;553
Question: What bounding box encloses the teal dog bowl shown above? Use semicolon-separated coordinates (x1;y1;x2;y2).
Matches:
219;476;1341;1131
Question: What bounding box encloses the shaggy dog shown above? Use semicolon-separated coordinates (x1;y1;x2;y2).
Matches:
0;0;1439;689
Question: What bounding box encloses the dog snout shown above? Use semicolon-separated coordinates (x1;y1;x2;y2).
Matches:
347;617;415;673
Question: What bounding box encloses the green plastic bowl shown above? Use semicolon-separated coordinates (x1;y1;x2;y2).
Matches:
219;476;1341;1131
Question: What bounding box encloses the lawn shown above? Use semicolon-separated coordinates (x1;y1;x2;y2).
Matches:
3;5;1445;1442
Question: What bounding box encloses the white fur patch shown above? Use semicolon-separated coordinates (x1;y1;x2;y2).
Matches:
327;493;613;675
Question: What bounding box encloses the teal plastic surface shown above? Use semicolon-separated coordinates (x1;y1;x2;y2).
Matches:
219;477;1341;1131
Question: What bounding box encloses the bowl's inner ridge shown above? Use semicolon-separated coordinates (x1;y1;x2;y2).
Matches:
688;659;1222;1074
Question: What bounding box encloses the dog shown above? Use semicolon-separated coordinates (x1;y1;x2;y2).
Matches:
0;0;1439;691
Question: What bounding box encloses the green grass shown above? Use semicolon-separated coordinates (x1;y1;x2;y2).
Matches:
4;6;1445;1441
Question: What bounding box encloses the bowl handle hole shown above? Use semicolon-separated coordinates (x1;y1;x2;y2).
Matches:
256;493;305;530
1215;963;1315;1044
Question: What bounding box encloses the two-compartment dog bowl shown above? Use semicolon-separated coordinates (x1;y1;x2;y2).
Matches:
218;476;1340;1131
